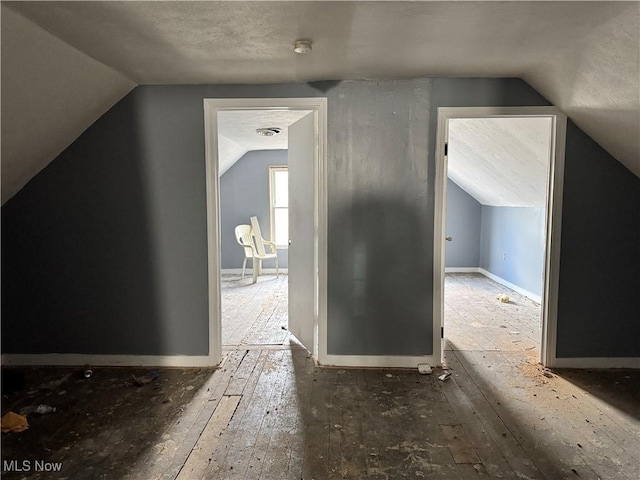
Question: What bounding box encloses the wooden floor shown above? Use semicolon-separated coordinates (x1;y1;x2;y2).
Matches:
1;273;638;479
444;273;541;354
221;273;291;348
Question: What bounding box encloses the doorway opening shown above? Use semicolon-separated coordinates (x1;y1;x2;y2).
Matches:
217;110;305;350
434;107;567;368
203;98;328;366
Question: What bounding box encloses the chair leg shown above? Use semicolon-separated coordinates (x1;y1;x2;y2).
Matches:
241;258;247;280
275;256;279;277
253;259;260;284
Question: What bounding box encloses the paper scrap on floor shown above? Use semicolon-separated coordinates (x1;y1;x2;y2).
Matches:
1;411;29;433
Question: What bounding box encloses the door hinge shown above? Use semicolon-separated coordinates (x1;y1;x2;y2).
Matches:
441;326;444;339
444;143;448;156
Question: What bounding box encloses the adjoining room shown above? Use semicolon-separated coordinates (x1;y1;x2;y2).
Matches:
217;109;315;350
443;116;552;360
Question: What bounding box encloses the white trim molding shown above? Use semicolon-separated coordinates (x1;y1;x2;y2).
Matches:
444;267;541;303
320;354;439;369
445;267;480;273
478;268;542;304
204;97;328;366
434;106;567;369
1;354;220;368
552;357;640;369
221;268;288;275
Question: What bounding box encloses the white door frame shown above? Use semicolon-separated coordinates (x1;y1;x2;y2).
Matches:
434;106;567;368
203;98;328;365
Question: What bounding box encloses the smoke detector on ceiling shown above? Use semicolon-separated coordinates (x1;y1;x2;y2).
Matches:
293;40;312;54
256;127;282;137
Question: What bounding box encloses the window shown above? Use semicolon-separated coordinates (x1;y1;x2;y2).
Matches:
268;166;288;248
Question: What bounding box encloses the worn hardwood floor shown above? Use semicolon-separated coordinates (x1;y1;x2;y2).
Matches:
221;273;290;348
1;273;638;479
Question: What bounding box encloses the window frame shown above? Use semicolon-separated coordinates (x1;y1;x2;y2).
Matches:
268;165;289;249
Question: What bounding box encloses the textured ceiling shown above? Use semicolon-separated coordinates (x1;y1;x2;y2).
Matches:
218;110;312;151
448;117;552;207
217;110;311;176
2;1;639;203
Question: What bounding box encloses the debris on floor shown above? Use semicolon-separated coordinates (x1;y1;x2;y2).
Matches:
496;294;510;303
130;371;160;386
417;364;432;375
438;372;452;381
19;404;57;415
38;373;72;391
1;411;29;433
36;404;56;414
1;366;213;478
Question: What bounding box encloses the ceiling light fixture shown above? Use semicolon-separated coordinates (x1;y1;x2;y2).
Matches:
293;40;312;54
256;127;282;137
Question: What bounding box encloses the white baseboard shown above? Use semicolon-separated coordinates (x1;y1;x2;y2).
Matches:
478;268;542;304
551;357;640;369
319;354;439;369
221;268;288;275
444;267;541;303
1;354;219;368
445;267;480;273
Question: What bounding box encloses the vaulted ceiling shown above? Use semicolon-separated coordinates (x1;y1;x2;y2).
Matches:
1;5;135;202
217;110;311;175
2;1;638;204
448;117;552;207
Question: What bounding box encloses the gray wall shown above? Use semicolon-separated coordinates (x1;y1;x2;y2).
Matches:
445;178;545;298
480;206;545;297
2;78;638;359
445;179;481;268
220;149;288;270
1;92;210;355
327;80;431;355
555;122;640;358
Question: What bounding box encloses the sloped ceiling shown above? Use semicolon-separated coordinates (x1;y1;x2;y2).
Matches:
2;1;638;202
217;110;311;176
217;135;248;178
219;110;312;152
0;6;135;203
448;117;552;207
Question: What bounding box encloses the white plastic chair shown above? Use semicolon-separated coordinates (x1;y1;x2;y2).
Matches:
250;216;279;282
234;220;278;284
234;224;256;281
